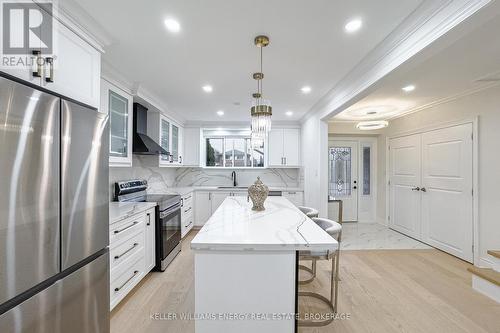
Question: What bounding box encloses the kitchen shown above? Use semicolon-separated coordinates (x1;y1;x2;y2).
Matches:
1;1;500;333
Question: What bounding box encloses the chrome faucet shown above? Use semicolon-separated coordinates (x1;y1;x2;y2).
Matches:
231;171;237;187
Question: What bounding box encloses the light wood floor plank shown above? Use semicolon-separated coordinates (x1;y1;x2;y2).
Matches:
111;233;500;333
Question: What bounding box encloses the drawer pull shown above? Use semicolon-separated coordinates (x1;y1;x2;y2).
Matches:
114;270;139;292
114;243;138;260
184;221;193;228
184;207;192;213
114;221;138;234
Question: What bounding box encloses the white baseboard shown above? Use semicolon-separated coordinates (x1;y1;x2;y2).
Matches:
478;257;494;269
472;275;500;304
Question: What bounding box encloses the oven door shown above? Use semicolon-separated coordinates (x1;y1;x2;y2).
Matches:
158;202;181;264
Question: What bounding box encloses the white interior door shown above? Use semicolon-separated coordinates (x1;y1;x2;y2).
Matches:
421;123;473;262
389;134;422;239
328;141;358;222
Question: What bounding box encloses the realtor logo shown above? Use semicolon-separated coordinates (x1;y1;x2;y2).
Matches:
2;1;53;54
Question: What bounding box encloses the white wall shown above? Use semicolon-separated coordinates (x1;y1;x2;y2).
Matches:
301;115;329;217
378;85;500;267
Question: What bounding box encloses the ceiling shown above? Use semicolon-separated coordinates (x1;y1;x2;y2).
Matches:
71;0;423;122
333;1;500;122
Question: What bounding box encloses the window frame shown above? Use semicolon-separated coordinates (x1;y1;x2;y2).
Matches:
204;135;265;168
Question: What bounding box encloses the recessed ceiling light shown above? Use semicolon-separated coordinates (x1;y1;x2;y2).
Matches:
216;110;224;116
402;85;416;92
202;85;213;93
301;86;311;94
164;18;181;33
285;111;293;116
345;19;362;33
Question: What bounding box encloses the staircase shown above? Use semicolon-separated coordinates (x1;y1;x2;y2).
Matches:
468;250;500;303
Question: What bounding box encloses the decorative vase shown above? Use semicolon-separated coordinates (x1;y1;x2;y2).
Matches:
248;177;269;211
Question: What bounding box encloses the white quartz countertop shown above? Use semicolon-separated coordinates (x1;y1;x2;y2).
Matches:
191;196;337;252
109;202;157;224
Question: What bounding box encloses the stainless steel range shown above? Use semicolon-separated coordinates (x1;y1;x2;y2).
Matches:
115;180;181;271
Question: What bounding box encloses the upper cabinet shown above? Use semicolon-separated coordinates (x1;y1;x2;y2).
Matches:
267;128;300;167
101;79;133;167
1;19;100;108
183;127;201;167
147;111;184;167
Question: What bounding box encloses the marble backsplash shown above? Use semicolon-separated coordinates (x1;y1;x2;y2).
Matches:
109;155;302;199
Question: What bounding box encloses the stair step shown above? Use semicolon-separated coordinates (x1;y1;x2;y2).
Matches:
487;250;500;259
468;267;500;287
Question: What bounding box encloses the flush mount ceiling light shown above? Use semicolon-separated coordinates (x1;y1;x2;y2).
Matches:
164;18;181;33
202;85;213;93
250;35;272;145
216;110;224;116
301;86;311;94
356;120;389;130
402;85;416;92
285;111;293;116
345;18;363;33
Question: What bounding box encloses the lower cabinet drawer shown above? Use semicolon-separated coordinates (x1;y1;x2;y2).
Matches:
181;215;194;238
109;214;145;245
110;231;145;272
110;254;145;310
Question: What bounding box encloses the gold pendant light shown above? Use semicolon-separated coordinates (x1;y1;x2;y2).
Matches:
251;35;272;145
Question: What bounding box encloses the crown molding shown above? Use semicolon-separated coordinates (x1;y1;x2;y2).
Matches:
301;0;492;124
132;84;186;125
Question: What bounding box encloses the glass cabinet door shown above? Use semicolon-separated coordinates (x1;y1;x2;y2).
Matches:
172;124;179;162
161;118;170;161
109;90;129;157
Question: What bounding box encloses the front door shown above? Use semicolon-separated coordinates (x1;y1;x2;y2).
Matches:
328;141;358;222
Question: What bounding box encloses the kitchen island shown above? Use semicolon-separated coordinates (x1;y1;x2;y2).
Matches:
191;196;338;333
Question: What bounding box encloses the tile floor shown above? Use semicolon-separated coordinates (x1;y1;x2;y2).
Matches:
340;223;431;250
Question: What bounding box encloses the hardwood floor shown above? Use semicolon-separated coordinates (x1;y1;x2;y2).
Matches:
111;232;500;333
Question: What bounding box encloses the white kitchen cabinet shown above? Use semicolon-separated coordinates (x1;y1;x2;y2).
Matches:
181;192;194;237
267;128;300;167
42;21;101;108
147;111;184;167
183;127;201;166
1;21;100;108
282;191;303;206
144;208;156;272
211;191;231;212
194;191;211;226
101;79;133;167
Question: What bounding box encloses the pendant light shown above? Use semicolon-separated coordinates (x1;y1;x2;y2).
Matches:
251;35;272;145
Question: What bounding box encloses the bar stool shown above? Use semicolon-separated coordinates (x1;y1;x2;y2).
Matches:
297;206;320;284
298;200;343;327
298;206;319;218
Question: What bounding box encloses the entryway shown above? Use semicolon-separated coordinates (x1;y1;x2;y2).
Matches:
388;122;475;262
328;137;377;223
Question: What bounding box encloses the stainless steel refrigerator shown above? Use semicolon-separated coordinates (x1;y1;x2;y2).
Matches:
0;75;110;332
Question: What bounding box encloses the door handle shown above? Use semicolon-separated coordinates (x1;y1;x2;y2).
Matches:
32;50;42;77
420;187;427;192
45;57;54;82
411;187;420;191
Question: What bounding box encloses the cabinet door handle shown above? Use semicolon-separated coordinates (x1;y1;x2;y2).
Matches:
45;57;54;82
411;187;420;191
181;198;184;207
209;192;211;200
420;187;427;192
114;243;138;260
179;156;182;164
114;270;139;292
32;50;42;77
146;213;151;226
114;221;138;234
284;157;287;165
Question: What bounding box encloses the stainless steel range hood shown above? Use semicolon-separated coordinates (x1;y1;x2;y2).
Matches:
133;103;169;155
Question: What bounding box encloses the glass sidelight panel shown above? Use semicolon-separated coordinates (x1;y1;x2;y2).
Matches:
109;90;128;157
329;147;352;197
362;146;371;195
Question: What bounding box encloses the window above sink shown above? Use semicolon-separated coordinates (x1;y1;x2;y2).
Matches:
202;129;264;168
